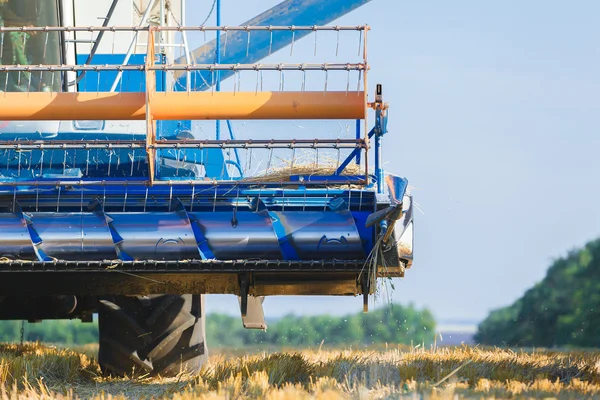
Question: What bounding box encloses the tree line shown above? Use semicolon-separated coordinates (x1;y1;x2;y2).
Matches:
0;303;435;347
206;303;435;348
476;237;600;347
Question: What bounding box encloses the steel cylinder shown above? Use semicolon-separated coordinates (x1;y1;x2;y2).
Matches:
0;210;365;262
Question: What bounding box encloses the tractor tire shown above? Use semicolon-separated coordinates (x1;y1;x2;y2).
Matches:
98;294;207;377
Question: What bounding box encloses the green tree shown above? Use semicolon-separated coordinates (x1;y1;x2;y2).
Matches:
476;238;600;348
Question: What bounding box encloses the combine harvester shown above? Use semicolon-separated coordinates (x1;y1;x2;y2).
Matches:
0;0;413;375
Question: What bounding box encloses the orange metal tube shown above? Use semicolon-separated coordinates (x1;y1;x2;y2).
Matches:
0;92;146;120
151;91;366;120
0;91;366;120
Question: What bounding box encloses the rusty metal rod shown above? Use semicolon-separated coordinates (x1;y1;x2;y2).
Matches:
0;25;369;33
0;63;365;72
0;179;367;187
0;139;366;150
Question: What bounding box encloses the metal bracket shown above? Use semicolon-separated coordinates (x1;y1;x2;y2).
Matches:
239;272;251;317
238;295;267;330
360;272;370;313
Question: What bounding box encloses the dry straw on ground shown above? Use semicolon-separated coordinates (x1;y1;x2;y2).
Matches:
0;342;600;399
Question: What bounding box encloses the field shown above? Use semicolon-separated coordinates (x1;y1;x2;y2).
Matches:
0;343;599;399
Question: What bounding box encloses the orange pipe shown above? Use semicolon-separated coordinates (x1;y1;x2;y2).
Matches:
0;92;146;120
151;91;366;120
0;91;366;120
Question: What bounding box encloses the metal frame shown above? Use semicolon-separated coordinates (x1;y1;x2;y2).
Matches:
0;263;366;297
0;24;371;187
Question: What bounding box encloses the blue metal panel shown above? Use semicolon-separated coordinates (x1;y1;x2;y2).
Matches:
76;54;167;93
76;54;143;92
175;0;372;91
268;211;300;260
385;175;408;204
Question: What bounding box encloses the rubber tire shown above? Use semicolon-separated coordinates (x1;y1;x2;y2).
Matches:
98;294;207;377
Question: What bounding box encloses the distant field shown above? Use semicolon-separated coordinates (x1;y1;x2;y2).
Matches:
0;342;599;399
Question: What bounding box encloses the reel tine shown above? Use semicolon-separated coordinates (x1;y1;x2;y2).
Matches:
56;186;61;212
111;29;116;55
346;68;350;97
211;68;215;93
313;26;318;56
347;182;352;210
212;184;217;212
246;29;251;57
27;69;32;93
358;29;363;56
107;151;113;176
223;29;228;56
233;70;237;95
143;186;148;212
290;27;295;56
290;147;296;173
17;150;21;177
85;149;90;176
255;69;259;94
268;28;273;55
190;185;195;212
279;69;283;91
129;149;134;177
359;189;363;211
43;31;49;62
248;147;253;172
39;149;44;177
62;150;67;175
335;27;340;57
266;147;273;174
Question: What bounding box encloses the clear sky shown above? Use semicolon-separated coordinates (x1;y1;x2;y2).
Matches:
191;0;600;322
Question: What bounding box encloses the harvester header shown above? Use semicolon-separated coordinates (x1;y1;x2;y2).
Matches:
0;0;413;376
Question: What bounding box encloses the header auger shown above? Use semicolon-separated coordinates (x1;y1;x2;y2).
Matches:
0;0;413;376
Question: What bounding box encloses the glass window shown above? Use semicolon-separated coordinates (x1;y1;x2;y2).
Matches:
0;0;62;92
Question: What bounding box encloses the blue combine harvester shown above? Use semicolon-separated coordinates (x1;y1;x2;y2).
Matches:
0;0;413;375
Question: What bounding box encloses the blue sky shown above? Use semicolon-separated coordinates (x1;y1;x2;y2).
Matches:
194;0;600;322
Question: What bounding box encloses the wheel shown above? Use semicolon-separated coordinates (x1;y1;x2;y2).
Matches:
98;294;207;377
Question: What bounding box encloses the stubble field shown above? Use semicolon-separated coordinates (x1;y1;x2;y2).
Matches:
0;342;598;399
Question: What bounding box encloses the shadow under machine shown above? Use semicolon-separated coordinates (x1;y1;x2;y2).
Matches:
0;0;414;375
